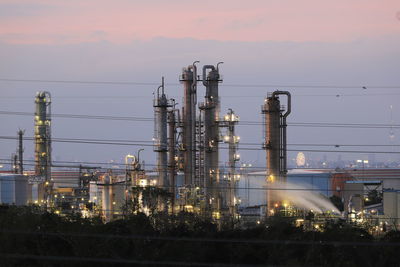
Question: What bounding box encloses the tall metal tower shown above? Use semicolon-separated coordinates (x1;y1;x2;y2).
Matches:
200;64;222;215
17;129;24;174
262;91;291;216
34;91;52;201
223;109;240;217
180;62;199;186
153;77;172;189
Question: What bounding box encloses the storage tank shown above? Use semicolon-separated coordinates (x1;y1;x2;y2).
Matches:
0;174;30;205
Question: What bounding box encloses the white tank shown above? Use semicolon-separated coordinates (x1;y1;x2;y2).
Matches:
0;174;30;205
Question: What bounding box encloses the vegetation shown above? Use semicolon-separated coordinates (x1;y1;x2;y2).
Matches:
0;205;398;266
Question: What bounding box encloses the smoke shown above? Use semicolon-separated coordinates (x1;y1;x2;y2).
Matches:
270;181;339;214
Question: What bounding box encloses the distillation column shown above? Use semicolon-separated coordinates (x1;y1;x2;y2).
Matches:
224;109;240;217
34;91;52;201
202;64;221;215
153;78;171;189
167;104;177;210
17;130;24;174
181;63;198;186
262;91;291;216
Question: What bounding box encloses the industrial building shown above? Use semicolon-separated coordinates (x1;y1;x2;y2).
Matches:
2;62;399;231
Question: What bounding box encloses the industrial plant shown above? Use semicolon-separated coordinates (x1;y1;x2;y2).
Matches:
0;62;399;232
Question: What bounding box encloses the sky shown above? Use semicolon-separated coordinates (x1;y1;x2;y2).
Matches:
1;0;400;169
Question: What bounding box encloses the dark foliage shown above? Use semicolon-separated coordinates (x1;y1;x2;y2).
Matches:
0;204;398;266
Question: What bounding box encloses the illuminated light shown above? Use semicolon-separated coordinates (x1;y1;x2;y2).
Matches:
274;203;279;208
34;200;38;204
112;202;116;205
62;196;65;199
71;205;74;209
270;209;274;214
184;205;194;212
195;187;200;190
81;198;84;201
55;210;60;214
283;203;288;208
314;224;319;229
45;181;49;185
256;220;261;224
268;175;275;183
212;211;221;219
54;195;58;198
93;196;97;200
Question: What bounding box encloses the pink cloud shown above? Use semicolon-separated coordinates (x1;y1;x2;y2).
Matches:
0;0;399;44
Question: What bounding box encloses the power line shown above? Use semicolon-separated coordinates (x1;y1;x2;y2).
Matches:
1;110;399;129
1;78;400;89
3;135;400;147
0;136;399;154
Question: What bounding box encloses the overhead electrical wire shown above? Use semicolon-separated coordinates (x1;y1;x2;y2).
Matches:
0;110;398;129
0;136;398;154
1;78;400;89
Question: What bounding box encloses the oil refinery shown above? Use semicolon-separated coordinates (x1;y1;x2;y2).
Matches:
0;62;399;232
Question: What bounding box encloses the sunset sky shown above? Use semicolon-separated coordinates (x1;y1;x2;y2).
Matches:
1;0;400;166
1;0;399;44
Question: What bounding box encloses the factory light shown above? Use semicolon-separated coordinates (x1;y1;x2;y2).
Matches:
268;175;275;182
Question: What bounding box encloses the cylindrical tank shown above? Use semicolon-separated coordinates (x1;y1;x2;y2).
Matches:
101;174;113;222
